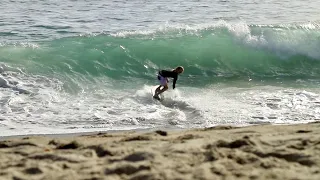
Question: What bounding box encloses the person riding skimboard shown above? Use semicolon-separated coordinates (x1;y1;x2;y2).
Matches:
153;66;184;100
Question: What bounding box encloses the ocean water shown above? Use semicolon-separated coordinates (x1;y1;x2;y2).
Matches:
1;0;320;136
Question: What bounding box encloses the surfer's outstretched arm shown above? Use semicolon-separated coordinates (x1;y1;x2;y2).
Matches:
172;76;177;89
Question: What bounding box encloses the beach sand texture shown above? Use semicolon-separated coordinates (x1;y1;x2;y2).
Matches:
0;123;320;180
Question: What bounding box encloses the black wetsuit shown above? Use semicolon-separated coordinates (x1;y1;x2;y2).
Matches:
158;70;178;89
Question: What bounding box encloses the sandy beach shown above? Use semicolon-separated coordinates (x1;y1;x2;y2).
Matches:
0;123;320;180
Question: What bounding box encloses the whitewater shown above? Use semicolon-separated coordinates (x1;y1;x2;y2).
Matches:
1;0;320;136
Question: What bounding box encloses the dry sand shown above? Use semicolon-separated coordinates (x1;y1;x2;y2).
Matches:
0;123;320;180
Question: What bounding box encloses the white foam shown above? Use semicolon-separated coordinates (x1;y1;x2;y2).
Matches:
106;21;320;60
0;66;319;136
224;22;320;60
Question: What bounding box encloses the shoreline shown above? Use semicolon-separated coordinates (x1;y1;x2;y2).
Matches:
1;122;319;179
0;121;313;140
0;126;186;140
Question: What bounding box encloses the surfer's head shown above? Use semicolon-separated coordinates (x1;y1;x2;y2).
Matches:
175;66;184;74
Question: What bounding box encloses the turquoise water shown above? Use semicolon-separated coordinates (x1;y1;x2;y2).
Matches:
0;0;320;136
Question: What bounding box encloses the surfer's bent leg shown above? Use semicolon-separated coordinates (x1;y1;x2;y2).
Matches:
155;75;168;96
155;85;162;94
156;84;168;96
